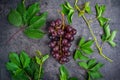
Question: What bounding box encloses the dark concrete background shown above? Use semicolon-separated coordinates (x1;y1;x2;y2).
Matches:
0;0;120;80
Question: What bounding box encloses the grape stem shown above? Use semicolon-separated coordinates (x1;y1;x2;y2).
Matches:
74;0;113;62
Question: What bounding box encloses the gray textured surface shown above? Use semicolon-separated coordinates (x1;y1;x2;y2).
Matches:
0;0;120;80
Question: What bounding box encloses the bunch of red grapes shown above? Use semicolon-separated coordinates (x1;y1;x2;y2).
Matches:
48;19;77;64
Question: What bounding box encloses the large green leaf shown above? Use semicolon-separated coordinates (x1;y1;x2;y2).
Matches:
89;71;103;79
60;65;69;80
8;10;23;27
98;17;109;27
24;28;45;39
6;62;20;71
17;2;27;24
87;59;96;68
103;24;110;39
78;62;88;69
74;50;89;60
26;2;40;21
81;40;94;48
78;37;85;46
90;63;103;71
9;52;21;67
81;47;93;54
29;12;48;29
20;51;30;68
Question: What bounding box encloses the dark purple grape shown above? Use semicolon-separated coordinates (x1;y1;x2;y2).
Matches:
69;37;74;41
65;33;72;39
52;31;57;37
62;39;68;45
57;29;64;36
72;29;77;35
66;25;73;32
53;46;59;52
62;47;69;52
48;27;55;33
55;19;62;26
66;43;71;47
51;21;56;27
64;52;71;56
49;41;56;48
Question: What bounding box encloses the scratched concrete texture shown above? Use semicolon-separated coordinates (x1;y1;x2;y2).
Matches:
0;0;120;80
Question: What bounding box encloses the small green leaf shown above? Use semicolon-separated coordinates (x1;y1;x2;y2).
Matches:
26;2;40;21
6;62;20;71
85;2;91;14
78;37;85;47
67;10;74;24
66;2;73;9
109;30;117;41
42;54;49;63
108;41;116;47
103;24;110;39
29;12;48;29
24;28;45;39
8;10;23;27
78;62;88;69
35;56;42;64
81;47;93;54
90;63;103;71
81;40;94;48
9;52;21;67
60;65;69;80
16;2;27;24
61;4;69;15
89;71;103;79
98;17;109;27
20;51;30;68
95;4;106;18
69;77;78;80
74;50;89;60
87;59;96;68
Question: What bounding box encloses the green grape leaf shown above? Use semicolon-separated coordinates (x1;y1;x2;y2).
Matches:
81;47;93;54
20;51;30;68
67;10;74;24
81;40;94;48
74;50;89;60
26;2;40;21
90;63;103;71
108;41;116;47
9;52;21;67
103;24;111;39
78;37;85;46
35;56;42;64
6;62;20;71
60;65;69;80
78;62;88;69
89;71;103;79
16;2;27;24
95;4;106;18
98;17;109;27
87;59;96;68
42;54;49;63
108;30;117;42
24;29;45;39
84;2;92;14
29;12;48;29
69;77;78;80
61;4;69;15
8;10;23;27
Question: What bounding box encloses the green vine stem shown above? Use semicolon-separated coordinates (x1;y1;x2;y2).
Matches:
74;0;113;62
